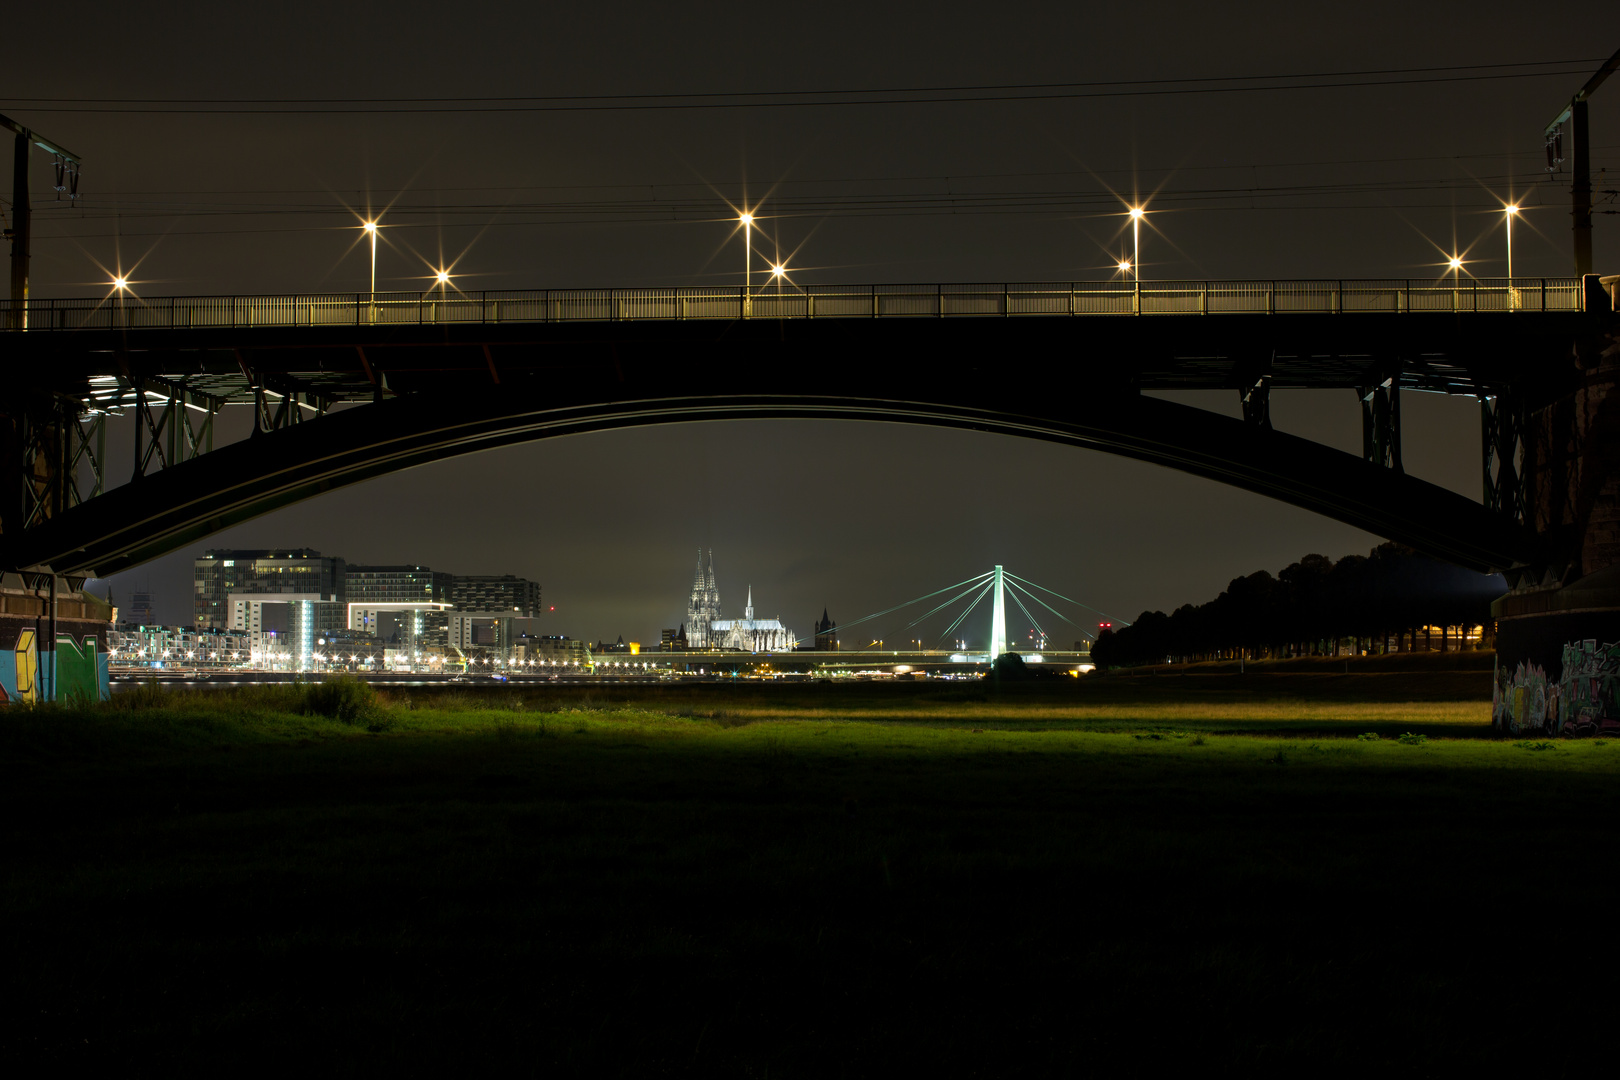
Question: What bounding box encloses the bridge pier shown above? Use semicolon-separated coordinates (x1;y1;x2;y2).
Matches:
1493;276;1620;735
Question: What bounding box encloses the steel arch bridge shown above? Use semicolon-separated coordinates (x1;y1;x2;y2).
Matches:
3;277;1614;581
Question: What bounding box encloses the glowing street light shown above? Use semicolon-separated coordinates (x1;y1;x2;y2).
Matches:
1128;206;1145;283
1445;255;1467;311
738;210;754;316
1503;204;1518;280
362;219;379;322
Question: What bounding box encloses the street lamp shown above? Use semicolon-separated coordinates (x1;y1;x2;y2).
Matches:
738;211;754;316
1503;205;1518;279
1448;256;1465;311
362;219;379;322
1128;207;1145;282
1502;204;1519;309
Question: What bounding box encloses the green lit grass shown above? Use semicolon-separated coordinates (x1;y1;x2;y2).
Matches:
4;679;1617;1072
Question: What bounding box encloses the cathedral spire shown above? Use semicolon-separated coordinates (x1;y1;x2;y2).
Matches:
746;585;754;620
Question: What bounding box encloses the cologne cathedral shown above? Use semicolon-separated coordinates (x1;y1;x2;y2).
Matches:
685;550;798;652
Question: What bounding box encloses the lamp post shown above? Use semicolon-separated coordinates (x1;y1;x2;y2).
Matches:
1503;204;1518;308
110;274;130;326
1448;256;1464;312
1128;206;1145;314
739;211;753;318
362;220;378;323
1128;207;1144;280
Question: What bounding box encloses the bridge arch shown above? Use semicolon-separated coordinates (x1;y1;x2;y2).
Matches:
3;386;1533;578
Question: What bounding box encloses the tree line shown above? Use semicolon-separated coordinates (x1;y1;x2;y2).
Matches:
1090;543;1504;668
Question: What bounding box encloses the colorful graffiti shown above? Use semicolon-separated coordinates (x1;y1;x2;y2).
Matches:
1495;639;1620;736
0;630;109;705
1557;639;1620;737
55;635;106;703
7;628;40;705
1494;659;1556;734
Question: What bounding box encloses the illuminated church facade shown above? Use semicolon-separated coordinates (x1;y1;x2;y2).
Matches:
685;550;798;652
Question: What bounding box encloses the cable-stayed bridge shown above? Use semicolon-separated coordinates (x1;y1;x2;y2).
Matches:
819;565;1115;663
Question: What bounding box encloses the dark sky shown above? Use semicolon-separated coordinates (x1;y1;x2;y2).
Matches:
7;4;1618;646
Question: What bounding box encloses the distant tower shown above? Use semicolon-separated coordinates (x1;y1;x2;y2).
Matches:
686;551;708;648
990;564;1007;658
705;550;722;637
815;608;837;651
685;549;723;649
745;585;754;620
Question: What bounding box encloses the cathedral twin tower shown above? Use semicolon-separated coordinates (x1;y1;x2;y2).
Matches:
684;550;797;653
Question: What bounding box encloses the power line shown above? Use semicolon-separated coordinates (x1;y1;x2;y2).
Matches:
10;57;1600;105
49;141;1616;202
5;59;1606;115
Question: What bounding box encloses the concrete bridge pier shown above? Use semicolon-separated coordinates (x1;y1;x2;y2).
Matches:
1493;276;1620;735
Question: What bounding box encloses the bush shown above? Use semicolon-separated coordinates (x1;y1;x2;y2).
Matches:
1358;732;1380;742
1396;732;1428;746
301;677;377;725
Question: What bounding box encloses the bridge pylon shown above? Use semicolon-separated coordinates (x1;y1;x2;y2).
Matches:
990;565;1007;659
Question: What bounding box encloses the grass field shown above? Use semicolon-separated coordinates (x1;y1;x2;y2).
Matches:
6;674;1618;1074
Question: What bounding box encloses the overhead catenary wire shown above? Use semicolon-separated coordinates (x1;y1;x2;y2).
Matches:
4;57;1606;114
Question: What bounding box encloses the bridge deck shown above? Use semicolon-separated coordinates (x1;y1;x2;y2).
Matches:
5;278;1605;412
1;277;1588;334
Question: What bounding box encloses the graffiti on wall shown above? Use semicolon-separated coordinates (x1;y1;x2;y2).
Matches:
55;635;106;703
0;628;40;705
1495;639;1620;736
0;630;109;705
1494;659;1556;734
1557;639;1620;737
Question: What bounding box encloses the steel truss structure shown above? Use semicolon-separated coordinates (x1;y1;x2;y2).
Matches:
3;279;1614;579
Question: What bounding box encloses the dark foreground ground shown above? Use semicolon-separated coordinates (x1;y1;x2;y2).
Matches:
5;670;1617;1075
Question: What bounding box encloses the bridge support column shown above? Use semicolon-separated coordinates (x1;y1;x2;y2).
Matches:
1359;379;1402;472
1;392;103;544
1493;281;1620;735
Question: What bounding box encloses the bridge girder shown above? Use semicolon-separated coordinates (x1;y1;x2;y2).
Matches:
0;387;1536;578
7;307;1602;578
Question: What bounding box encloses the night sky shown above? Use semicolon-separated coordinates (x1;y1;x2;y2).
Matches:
7;4;1617;646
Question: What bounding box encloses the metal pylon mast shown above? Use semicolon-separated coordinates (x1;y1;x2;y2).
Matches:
3;112;83;328
990;564;1007;658
1543;46;1620;276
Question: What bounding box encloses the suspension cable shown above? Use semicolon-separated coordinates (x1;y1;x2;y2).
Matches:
1004;571;1130;625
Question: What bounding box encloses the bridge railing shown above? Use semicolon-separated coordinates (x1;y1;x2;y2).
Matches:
0;278;1586;330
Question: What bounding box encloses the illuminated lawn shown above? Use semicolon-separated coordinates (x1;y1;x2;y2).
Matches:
6;678;1617;1072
